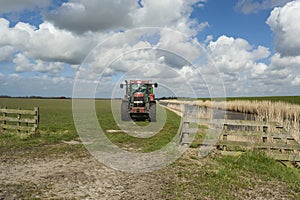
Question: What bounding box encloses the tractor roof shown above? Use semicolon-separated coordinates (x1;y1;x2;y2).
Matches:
129;80;150;84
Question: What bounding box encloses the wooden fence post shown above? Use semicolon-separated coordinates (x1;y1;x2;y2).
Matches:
34;107;39;133
224;124;228;130
17;108;21;133
2;107;7;132
263;126;268;133
262;136;267;143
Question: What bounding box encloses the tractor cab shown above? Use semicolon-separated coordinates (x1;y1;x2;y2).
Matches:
120;80;158;121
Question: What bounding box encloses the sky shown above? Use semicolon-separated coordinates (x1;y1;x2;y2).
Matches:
0;0;300;98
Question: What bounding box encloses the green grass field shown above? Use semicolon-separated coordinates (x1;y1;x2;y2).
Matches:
0;98;181;152
0;98;300;199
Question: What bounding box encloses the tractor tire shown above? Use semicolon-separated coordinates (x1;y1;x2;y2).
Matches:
149;103;156;122
121;101;131;121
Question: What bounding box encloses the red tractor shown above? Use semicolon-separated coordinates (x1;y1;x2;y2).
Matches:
120;80;158;122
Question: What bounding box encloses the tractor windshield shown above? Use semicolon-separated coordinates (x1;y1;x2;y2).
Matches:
130;84;147;94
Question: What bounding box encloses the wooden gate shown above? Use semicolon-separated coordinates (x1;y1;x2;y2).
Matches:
0;107;39;133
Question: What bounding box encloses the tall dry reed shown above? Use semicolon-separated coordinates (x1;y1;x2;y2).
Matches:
222;100;300;141
161;99;300;141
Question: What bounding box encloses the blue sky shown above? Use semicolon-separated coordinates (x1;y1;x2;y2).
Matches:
0;0;300;97
192;0;273;48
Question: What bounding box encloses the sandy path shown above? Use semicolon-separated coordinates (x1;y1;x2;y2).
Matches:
0;148;166;199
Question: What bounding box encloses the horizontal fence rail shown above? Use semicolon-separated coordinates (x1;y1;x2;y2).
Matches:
0;107;39;133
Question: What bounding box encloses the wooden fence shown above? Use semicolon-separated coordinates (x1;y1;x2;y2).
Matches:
218;120;300;162
0;107;39;133
161;101;300;163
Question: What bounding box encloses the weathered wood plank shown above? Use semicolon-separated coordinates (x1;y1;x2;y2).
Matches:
221;131;295;140
0;108;36;115
0;124;36;132
262;133;295;140
223;131;262;136
0;116;37;124
222;119;271;127
195;118;277;128
181;127;198;134
267;153;300;162
218;140;300;150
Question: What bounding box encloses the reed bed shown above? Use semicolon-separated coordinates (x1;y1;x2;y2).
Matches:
165;101;213;119
161;99;300;141
222;100;300;141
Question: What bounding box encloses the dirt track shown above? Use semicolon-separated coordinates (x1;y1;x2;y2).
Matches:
1;143;298;199
0;145;167;199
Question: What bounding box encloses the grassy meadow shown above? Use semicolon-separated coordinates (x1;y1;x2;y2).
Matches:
0;97;300;199
0;98;181;152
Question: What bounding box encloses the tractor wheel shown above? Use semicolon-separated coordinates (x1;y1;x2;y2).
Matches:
121;101;131;121
149;103;156;122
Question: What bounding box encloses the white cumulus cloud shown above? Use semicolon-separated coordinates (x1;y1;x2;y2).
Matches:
292;77;300;85
207;35;270;73
0;45;15;61
265;1;300;92
45;0;136;34
13;53;65;76
266;0;300;57
0;18;101;65
45;0;206;35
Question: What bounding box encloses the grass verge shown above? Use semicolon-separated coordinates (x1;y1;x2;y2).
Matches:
163;150;300;199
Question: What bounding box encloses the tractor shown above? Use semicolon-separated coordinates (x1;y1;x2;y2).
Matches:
120;80;158;122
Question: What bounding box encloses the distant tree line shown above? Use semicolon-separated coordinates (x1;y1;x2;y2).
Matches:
0;95;69;99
